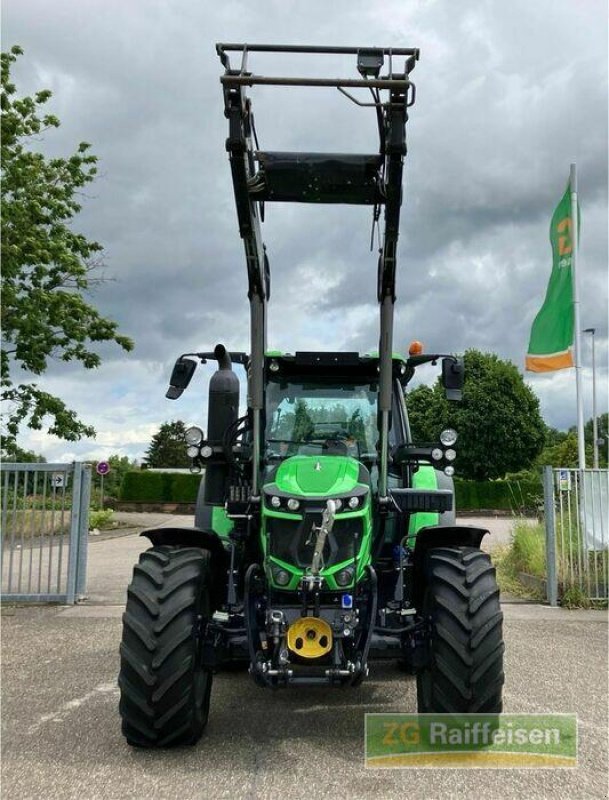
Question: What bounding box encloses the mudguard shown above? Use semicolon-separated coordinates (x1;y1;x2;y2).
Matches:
140;527;229;609
411;525;490;610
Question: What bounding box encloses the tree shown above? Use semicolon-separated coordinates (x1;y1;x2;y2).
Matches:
536;413;608;469
406;350;546;480
536;432;581;469
91;453;137;500
544;426;569;448
145;421;190;468
1;445;46;463
1;46;133;455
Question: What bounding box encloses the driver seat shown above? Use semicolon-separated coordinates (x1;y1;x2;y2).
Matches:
323;439;349;456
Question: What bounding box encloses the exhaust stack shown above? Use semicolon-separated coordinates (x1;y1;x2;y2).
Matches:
204;343;240;505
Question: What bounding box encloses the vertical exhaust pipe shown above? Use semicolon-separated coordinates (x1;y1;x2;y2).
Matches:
204;343;240;505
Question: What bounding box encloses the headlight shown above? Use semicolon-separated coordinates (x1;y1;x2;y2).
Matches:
333;498;343;511
336;567;354;587
273;567;291;586
286;498;300;511
271;496;281;508
440;428;458;446
445;448;456;462
185;426;204;445
348;496;359;509
444;466;455;477
186;445;200;458
200;445;213;459
431;447;443;461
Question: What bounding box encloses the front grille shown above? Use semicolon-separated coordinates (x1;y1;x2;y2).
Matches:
268;514;362;568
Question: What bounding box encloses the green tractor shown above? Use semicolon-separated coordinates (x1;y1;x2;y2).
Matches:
118;44;504;747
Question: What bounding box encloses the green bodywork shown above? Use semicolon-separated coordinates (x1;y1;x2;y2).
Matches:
211;456;442;589
406;465;439;545
271;455;361;496
262;455;372;591
211;505;234;538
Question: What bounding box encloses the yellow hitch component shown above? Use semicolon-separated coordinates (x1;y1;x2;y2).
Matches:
287;616;333;659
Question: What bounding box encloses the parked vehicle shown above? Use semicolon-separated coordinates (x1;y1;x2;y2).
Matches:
118;44;504;747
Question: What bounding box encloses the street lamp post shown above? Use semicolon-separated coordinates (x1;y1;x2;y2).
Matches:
583;327;599;469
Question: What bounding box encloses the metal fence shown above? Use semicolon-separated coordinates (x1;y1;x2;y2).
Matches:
1;463;91;604
543;466;609;605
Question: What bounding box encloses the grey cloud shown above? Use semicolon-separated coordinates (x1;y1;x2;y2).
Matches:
3;0;607;459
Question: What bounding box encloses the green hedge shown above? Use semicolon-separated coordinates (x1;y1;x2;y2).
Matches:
120;471;201;503
454;477;542;511
120;471;542;511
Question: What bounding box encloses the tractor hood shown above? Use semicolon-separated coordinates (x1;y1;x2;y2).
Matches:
272;455;364;497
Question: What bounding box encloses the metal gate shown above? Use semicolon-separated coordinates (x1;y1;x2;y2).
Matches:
543;466;609;605
1;463;91;604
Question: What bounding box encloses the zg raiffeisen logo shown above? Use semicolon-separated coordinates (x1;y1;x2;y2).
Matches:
365;714;577;768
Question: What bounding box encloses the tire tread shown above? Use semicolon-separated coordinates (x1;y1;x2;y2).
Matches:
417;546;504;713
118;545;213;747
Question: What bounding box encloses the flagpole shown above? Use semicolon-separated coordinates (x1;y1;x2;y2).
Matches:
570;163;586;469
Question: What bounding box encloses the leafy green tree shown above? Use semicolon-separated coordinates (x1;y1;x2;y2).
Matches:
145;421;190;468
536;414;607;469
1;445;46;463
406;350;546;480
536;432;581;469
1;46;133;455
544;426;569;448
91;453;137;500
292;400;315;442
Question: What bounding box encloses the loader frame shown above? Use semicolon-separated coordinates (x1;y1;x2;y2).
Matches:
216;43;419;500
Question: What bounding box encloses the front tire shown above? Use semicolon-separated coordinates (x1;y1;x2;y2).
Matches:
119;546;214;747
416;546;504;713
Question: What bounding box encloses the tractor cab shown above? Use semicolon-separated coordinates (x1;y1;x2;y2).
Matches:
263;351;405;466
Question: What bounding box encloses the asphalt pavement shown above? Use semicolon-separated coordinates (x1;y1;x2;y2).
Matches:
2;515;607;800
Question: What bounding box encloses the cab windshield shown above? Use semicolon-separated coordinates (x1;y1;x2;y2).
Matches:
265;378;380;460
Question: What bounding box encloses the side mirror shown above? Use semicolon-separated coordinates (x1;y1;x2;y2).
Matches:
442;357;464;401
166;357;197;399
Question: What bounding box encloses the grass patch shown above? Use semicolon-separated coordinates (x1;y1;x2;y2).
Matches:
88;508;116;530
497;517;608;607
2;507;119;537
560;585;593;610
1;509;70;537
509;520;546;578
493;542;544;602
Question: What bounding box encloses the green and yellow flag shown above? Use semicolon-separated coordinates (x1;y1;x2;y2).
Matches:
526;184;579;372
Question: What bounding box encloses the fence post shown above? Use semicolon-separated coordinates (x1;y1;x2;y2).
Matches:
543;465;558;606
65;462;83;604
75;464;92;599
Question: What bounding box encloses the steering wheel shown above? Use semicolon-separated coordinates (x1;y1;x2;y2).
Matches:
315;429;357;455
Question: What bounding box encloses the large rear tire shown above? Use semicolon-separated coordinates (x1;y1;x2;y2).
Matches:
119;546;214;747
416;546;504;713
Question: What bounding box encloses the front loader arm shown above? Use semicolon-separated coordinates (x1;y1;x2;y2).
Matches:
217;43;419;500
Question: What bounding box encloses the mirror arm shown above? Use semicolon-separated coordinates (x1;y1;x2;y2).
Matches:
406;352;458;368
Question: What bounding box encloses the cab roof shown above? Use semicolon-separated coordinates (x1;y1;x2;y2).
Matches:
265;351;410;381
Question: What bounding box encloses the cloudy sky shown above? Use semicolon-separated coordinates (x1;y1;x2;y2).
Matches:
3;0;608;464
